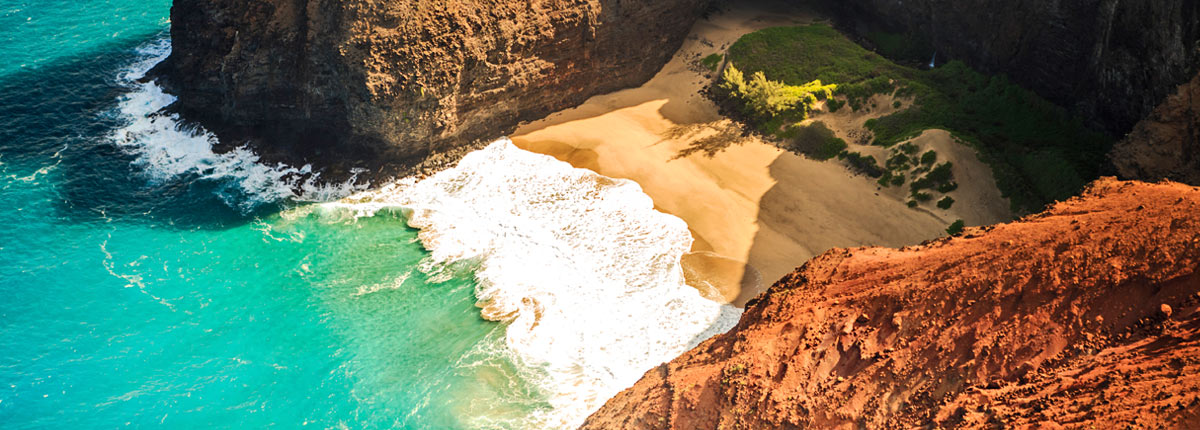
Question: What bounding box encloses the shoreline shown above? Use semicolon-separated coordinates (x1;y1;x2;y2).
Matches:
511;1;1013;306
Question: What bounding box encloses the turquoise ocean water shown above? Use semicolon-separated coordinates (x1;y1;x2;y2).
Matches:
0;2;539;428
0;2;739;428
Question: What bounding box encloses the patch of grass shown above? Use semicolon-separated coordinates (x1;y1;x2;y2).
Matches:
702;53;724;72
786;121;847;160
937;196;955;209
946;219;966;235
722;24;1115;213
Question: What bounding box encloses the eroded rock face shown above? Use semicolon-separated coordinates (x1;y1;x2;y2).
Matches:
1111;72;1200;185
822;0;1200;136
583;178;1200;429
152;0;710;174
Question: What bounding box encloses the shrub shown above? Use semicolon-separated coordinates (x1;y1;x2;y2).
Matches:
910;177;934;193
826;98;845;112
907;200;919;208
840;151;885;177
890;174;905;186
927;162;954;183
937;181;959;193
920;150;937;165
913;192;934;202
946;219;966;235
886;152;912;170
720;64;837;126
937;196;955;209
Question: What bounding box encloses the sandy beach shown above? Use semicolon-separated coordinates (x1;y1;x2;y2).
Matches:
512;1;1012;306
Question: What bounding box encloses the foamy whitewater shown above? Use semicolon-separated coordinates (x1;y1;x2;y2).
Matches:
108;39;366;211
326;141;743;428
101;37;741;429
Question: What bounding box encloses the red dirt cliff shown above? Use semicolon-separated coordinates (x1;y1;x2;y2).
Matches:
583;178;1200;429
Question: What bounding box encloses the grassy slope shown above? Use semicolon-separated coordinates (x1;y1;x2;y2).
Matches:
723;25;1114;213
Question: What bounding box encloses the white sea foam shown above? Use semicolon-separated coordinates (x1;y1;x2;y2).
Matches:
109;38;365;211
325;140;742;429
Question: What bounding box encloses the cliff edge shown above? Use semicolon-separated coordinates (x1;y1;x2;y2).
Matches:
151;0;709;175
583;178;1200;429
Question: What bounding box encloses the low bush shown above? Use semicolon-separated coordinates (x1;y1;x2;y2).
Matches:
920;150;937;165
946;219;966;235
839;151;885;178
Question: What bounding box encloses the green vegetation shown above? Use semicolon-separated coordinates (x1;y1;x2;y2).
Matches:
937;196;955;210
702;53;724;72
784;121;847;160
721;363;748;386
946;219;966;235
838;151;884;178
865;30;933;65
720;64;837;133
920;150;938;165
719;24;1114;213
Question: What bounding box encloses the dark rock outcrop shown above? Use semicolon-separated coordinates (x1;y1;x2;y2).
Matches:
152;0;710;175
822;0;1200;137
582;178;1200;429
1111;72;1200;185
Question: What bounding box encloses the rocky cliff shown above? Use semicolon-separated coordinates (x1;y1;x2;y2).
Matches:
151;0;710;175
822;0;1200;137
1111;73;1200;185
583;178;1200;429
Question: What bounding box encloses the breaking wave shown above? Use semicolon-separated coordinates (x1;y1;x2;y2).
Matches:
325;140;742;429
108;38;365;211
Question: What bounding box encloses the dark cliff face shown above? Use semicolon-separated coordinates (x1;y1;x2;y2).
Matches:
1111;73;1200;184
152;0;710;174
822;0;1200;137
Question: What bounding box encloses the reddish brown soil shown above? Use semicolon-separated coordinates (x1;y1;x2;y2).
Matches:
583;178;1200;429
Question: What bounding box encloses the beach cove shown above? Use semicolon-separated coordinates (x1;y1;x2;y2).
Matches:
512;1;1012;305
